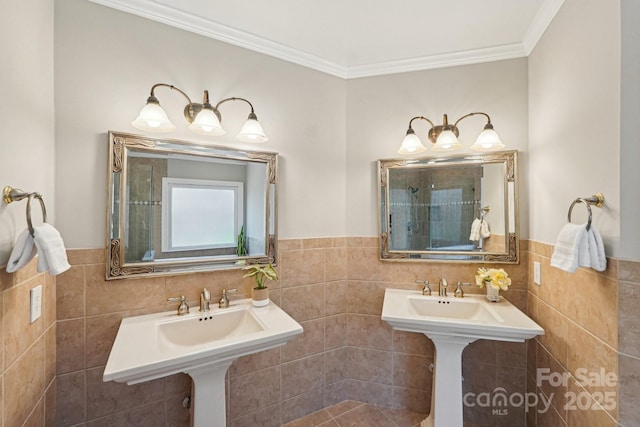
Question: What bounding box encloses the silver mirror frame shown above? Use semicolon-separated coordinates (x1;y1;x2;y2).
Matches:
106;131;278;279
378;150;519;264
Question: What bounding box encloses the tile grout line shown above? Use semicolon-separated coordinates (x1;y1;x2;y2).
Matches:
327;401;367;426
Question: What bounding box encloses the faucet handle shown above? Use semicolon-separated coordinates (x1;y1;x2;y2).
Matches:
454;282;472;298
416;279;431;296
219;288;238;308
167;295;189;315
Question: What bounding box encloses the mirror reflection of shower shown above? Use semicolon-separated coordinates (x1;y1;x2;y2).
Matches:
388;166;482;252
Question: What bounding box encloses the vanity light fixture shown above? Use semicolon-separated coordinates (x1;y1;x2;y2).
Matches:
131;83;268;142
398;112;504;154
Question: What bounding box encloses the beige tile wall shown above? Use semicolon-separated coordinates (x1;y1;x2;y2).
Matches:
618;260;640;426
346;237;530;427
0;258;56;427
54;238;634;427
55;238;350;427
526;241;620;427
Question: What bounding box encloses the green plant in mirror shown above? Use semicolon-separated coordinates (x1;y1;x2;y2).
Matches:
243;263;278;289
236;225;247;256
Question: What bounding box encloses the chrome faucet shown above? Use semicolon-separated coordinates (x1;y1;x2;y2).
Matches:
167;295;189;316
438;277;448;297
200;288;211;312
416;279;432;296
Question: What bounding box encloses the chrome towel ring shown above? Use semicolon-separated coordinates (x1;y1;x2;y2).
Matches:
567;193;604;231
3;186;48;236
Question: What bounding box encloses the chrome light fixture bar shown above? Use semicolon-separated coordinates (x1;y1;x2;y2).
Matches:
398;112;504;155
131;83;268;142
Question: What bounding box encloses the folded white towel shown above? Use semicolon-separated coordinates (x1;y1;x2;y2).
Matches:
586;226;607;271
33;223;70;276
6;229;37;273
469;218;482;241
551;223;588;273
479;220;491;239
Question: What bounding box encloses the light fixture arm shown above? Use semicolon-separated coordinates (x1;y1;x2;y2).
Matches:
407;115;436;132
215;97;258;120
148;83;194;105
453;112;493;128
145;83;206;123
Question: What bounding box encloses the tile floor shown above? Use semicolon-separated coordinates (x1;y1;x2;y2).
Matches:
282;400;428;427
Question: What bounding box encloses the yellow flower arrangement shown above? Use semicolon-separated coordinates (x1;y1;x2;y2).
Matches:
475;267;511;291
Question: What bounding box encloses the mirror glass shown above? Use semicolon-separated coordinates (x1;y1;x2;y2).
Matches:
378;150;518;263
107;132;277;279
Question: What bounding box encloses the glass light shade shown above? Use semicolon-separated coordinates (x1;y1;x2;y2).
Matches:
432;129;462;151
131;102;176;132
236;118;268;142
188;108;225;136
470;128;505;151
397;133;427;155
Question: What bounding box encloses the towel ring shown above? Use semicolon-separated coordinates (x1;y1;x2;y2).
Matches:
27;193;47;236
567;193;604;231
3;186;48;237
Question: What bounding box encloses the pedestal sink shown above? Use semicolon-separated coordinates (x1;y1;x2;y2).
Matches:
103;299;302;427
381;289;543;427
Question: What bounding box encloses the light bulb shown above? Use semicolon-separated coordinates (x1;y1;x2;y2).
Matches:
432;129;462;151
236;116;268;142
470;128;505;151
397;132;426;155
188;107;225;136
131;101;175;132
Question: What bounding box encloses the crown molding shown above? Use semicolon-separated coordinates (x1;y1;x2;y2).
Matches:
522;0;566;54
88;0;349;78
346;43;528;79
88;0;563;80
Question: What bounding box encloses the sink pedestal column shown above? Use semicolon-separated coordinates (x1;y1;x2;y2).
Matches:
420;335;476;427
185;359;235;427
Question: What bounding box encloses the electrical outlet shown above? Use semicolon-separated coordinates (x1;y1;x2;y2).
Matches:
533;262;541;286
30;285;42;323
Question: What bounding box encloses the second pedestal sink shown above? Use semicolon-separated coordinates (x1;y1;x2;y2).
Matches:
382;289;543;427
104;299;303;427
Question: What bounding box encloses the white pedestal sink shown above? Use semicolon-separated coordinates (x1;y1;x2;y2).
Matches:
103;299;303;427
381;289;544;427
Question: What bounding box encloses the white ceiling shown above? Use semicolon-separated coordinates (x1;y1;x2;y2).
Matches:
88;0;565;79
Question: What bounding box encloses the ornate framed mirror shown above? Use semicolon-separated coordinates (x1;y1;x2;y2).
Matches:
106;131;277;279
378;150;518;263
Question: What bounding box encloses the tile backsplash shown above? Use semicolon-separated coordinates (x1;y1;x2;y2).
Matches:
53;238;528;426
50;238;638;426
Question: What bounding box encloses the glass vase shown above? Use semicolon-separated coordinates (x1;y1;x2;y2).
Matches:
486;285;500;302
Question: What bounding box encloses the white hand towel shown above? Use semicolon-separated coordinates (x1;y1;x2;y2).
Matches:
551;223;588;273
6;229;37;273
33;223;70;276
469;218;481;241
479;220;491;238
586;226;607;272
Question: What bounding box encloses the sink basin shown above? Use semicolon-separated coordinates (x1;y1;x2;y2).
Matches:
104;299;302;427
408;296;502;322
383;289;543;342
158;308;265;348
382;288;543;427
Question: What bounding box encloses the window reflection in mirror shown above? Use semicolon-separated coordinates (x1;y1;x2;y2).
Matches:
379;151;518;263
107;132;277;279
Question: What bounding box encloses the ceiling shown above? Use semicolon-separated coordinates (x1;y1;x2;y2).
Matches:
88;0;564;79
